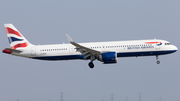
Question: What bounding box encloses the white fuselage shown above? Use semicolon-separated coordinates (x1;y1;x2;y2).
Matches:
12;39;177;61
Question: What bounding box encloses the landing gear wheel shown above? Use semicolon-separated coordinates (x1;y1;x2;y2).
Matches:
88;62;94;68
156;55;160;64
157;60;160;64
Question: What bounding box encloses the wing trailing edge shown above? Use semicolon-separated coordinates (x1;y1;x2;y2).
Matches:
65;34;101;60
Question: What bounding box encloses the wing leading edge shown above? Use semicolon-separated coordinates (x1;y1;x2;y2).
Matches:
65;34;101;60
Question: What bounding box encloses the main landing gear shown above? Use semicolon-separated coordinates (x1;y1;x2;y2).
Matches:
156;55;160;64
88;56;96;69
88;62;94;68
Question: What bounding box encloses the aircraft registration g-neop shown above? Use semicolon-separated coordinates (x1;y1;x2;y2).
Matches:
3;24;178;68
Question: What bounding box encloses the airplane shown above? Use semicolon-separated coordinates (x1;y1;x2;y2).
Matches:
2;24;178;68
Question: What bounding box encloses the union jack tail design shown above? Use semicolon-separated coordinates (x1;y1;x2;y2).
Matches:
4;24;32;49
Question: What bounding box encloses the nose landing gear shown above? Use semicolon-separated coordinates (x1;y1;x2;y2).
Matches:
156;55;160;64
157;60;160;64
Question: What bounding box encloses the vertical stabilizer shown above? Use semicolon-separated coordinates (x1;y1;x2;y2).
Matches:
4;24;33;49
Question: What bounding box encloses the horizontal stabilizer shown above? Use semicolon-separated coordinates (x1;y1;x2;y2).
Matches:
2;48;22;54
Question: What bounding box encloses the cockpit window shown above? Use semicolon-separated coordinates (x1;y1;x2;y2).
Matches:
165;43;171;45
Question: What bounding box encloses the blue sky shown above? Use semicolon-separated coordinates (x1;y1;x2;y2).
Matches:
0;1;180;101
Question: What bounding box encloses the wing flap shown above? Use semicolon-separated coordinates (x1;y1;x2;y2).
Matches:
65;34;101;60
71;41;100;54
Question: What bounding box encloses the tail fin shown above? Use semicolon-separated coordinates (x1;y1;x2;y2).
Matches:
4;24;33;49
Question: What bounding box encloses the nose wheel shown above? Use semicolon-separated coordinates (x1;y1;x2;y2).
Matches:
156;60;160;64
88;62;94;68
156;55;160;64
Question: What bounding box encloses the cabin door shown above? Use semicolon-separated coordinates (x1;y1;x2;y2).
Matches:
31;46;36;56
69;46;74;54
155;44;160;49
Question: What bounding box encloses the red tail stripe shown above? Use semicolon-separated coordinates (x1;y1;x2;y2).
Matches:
145;42;161;44
11;42;28;49
6;27;22;37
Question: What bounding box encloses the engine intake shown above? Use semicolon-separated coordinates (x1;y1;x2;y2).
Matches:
98;52;117;64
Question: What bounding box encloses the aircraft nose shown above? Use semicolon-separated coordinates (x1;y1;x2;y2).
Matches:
173;45;178;51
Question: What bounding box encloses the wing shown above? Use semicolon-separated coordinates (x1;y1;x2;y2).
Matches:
66;34;101;60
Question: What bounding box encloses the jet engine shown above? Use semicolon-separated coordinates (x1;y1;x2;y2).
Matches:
98;52;117;64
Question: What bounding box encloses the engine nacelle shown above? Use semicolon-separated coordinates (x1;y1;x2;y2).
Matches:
98;52;117;64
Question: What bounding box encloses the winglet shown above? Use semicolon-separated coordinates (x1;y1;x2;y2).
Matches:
66;33;74;42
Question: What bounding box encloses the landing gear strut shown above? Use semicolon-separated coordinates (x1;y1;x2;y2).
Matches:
88;62;94;68
156;55;160;64
88;55;96;68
